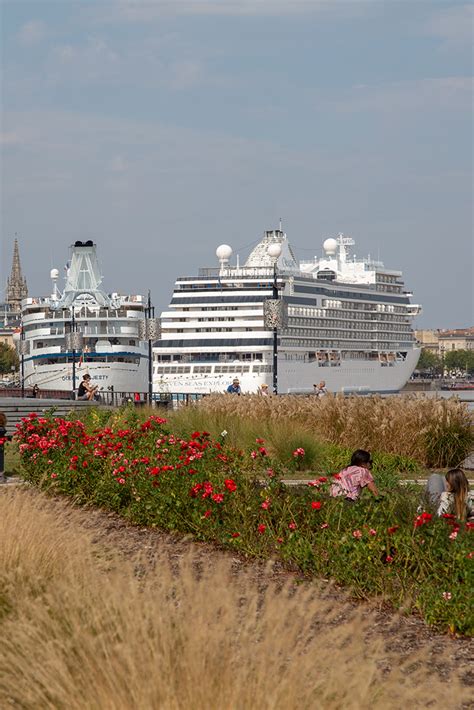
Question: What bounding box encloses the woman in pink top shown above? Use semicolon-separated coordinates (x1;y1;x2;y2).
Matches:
330;449;379;501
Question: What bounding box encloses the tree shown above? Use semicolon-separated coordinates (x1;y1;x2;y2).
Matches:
416;348;442;374
0;342;19;375
444;349;474;375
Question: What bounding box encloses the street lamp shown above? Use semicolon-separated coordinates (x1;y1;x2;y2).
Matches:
139;292;161;406
65;308;83;398
18;326;29;398
264;242;287;394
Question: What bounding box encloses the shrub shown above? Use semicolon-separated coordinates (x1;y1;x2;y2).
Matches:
15;411;474;635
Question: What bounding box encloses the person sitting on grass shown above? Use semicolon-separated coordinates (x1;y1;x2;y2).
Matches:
425;469;473;521
329;449;380;502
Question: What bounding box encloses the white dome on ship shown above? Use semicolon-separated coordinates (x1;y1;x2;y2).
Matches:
216;244;232;261
323;238;338;255
50;268;59;279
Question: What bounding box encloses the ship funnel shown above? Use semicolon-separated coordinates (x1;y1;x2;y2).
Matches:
52;242;112;309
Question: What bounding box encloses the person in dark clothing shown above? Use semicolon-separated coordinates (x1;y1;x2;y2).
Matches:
226;378;241;395
0;412;7;484
77;374;99;401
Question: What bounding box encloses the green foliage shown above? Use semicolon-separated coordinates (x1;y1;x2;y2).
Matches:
15;409;474;636
0;342;18;375
417;348;442;373
444;349;474;375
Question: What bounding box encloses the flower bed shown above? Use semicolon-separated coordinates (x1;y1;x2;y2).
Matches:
16;409;473;635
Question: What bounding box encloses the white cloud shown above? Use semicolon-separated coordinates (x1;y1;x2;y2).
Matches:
17;20;47;46
424;4;473;49
0;132;23;146
98;0;366;22
325;77;473;115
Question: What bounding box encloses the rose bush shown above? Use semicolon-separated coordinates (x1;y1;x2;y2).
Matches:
16;409;473;635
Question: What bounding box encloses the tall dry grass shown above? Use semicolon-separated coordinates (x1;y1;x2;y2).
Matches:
0;488;467;709
183;394;473;467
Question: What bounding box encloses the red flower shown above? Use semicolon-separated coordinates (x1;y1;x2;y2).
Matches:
414;512;432;528
352;529;362;539
385;555;394;563
203;509;212;519
212;493;224;504
257;524;266;534
224;478;237;492
311;501;322;510
261;498;271;510
387;525;399;534
318;476;328;483
288;521;297;530
466;522;474;531
320;522;329;529
231;532;240;538
255;438;265;444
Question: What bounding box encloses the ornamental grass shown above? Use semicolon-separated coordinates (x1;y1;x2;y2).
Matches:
13;410;474;636
0;488;468;709
186;393;473;468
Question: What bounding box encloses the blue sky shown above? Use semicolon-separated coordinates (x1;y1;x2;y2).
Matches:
1;0;472;328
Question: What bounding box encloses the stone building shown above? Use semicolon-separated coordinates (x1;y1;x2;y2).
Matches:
415;327;474;354
6;238;28;312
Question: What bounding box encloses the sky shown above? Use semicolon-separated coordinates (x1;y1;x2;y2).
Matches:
1;0;472;329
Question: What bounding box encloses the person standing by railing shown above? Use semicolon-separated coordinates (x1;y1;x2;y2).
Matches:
0;412;7;484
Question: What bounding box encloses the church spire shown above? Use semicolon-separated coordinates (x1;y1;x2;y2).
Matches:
6;237;28;311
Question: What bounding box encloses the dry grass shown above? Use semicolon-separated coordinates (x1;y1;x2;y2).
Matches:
0;489;469;709
185;394;473;467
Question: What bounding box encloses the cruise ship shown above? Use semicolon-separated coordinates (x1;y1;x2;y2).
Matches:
153;229;421;395
20;241;148;394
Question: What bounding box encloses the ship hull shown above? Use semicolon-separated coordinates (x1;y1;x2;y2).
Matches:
23;357;148;395
154;347;420;395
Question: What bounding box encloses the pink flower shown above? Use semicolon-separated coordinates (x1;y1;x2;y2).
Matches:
352;529;362;539
320;522;329;529
288;521;297;530
117;478;126;484
442;592;452;601
250;451;258;459
261;498;271;510
203;509;212;519
369;528;377;536
311;501;322;510
292;447;305;458
212;493;224;504
449;531;458;540
257;524;266;534
256;438;265;444
266;468;275;478
276;537;283;544
385;555;394;563
50;473;58;479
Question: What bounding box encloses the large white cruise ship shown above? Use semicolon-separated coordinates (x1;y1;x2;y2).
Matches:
153;229;421;395
20;241;148;395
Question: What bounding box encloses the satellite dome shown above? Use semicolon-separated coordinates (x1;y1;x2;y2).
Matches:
267;243;282;259
50;268;59;279
323;237;338;255
216;244;232;261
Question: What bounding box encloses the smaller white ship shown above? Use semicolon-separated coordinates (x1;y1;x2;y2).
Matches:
20;241;148;395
